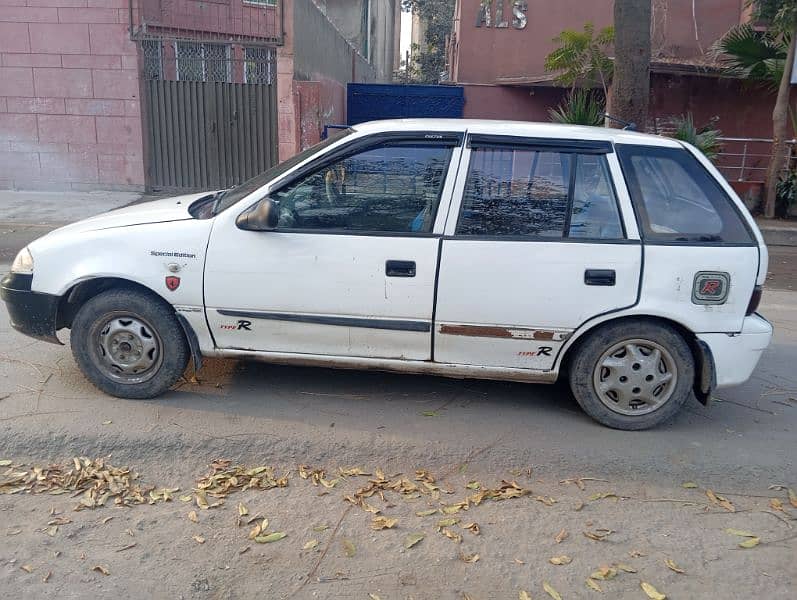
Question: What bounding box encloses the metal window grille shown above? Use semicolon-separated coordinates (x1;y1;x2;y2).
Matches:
244;46;274;84
176;41;230;82
142;39;163;80
243;0;277;6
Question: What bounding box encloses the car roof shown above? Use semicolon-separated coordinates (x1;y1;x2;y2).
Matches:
351;118;683;148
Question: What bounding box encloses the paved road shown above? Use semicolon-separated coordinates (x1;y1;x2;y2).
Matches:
1;282;795;490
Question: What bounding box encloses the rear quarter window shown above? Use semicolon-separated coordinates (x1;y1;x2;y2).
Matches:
616;144;753;244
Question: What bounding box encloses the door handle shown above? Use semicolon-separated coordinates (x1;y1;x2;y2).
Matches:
585;269;615;286
386;260;416;277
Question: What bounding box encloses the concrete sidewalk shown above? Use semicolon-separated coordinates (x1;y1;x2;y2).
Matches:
0;189;142;225
756;218;797;247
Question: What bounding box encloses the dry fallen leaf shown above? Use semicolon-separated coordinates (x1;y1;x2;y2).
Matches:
770;498;784;512
255;532;287;544
738;537;761;549
725;528;757;538
616;563;637;573
543;581;562;600
665;558;685;574
590;566;618;580
312;524;329;532
706;489;735;512
404;532;424;549
179;494;192;502
92;565;110;576
302;539;319;550
519;591;532;600
549;555;572;565
466;481;481;490
789;488;797;509
514;558;526;565
101;516;114;524
440;528;462;543
368;594;381;600
0;459;12;466
681;482;698;489
437;517;459;528
20;564;33;573
585;578;602;592
554;528;568;544
641;582;666;600
415;509;438;517
464;522;480;535
188;511;199;523
238;503;248;517
629;549;646;558
42;571;52;583
192;535;205;544
342;538;356;557
459;552;480;563
371;516;398;530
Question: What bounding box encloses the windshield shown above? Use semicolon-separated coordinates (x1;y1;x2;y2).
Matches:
212;128;354;214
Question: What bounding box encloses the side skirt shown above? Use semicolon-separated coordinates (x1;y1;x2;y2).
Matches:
206;348;559;384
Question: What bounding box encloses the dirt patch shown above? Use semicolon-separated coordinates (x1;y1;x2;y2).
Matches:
2;456;795;599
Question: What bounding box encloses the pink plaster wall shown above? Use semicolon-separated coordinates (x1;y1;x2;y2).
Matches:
0;0;144;191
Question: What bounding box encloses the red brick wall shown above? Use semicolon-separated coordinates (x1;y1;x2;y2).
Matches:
0;0;144;191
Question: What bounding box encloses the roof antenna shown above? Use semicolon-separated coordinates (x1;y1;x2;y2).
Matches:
601;113;637;131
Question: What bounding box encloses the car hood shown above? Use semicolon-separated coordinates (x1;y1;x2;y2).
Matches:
44;192;213;236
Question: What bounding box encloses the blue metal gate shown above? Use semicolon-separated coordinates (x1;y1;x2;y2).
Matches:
346;83;464;125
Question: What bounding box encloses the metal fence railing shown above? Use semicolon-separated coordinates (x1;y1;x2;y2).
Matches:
714;137;797;182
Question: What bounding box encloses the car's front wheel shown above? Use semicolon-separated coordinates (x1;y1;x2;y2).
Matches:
569;320;695;430
71;288;189;399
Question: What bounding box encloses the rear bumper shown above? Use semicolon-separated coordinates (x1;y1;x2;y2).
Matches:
697;314;772;388
0;272;62;344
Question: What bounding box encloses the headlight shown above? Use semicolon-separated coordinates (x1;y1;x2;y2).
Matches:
11;247;34;274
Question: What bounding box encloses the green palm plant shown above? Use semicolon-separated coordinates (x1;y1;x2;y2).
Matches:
670;114;723;161
544;23;614;96
548;89;605;126
715;23;788;86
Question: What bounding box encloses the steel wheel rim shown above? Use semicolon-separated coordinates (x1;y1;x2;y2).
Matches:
592;338;677;416
89;312;163;384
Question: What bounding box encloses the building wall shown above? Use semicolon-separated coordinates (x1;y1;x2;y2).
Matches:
278;0;380;160
452;0;746;84
313;0;398;80
0;0;144;191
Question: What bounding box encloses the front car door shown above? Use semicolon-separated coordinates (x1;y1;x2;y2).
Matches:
434;133;642;370
204;131;463;360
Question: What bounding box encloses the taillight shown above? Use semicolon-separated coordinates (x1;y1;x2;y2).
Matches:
746;285;762;316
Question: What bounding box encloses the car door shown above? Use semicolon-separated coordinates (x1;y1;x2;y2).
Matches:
204;132;463;360
434;134;642;370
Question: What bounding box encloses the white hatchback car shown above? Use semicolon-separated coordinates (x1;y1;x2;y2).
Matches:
2;119;772;429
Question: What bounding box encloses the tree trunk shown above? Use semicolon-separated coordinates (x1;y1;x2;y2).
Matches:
763;26;797;219
609;0;651;130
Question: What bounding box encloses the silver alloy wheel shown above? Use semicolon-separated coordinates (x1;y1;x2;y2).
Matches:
592;338;677;416
90;312;163;384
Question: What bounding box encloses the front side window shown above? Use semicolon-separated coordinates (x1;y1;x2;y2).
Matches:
272;142;453;233
617;144;753;244
456;144;624;239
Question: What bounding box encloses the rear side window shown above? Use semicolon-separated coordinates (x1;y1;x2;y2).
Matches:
616;144;753;244
456;144;624;239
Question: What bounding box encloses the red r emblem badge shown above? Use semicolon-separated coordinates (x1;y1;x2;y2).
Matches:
165;276;181;291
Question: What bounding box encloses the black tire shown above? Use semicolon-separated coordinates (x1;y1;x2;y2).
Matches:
568;319;694;430
71;288;189;399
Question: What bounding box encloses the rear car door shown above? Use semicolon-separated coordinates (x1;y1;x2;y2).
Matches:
434;135;642;370
204;133;463;360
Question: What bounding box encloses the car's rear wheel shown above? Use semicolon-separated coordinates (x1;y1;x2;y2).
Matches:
569;320;694;430
71;288;189;399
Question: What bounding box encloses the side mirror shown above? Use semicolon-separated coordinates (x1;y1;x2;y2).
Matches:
236;197;279;231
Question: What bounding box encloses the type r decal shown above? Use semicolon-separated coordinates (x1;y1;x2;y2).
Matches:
692;271;730;305
220;320;252;331
517;347;553;357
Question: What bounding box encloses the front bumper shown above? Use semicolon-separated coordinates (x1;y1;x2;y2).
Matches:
0;272;62;344
697;313;773;388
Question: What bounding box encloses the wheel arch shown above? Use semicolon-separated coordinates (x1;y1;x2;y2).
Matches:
56;276;172;330
556;313;714;405
56;276;203;371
